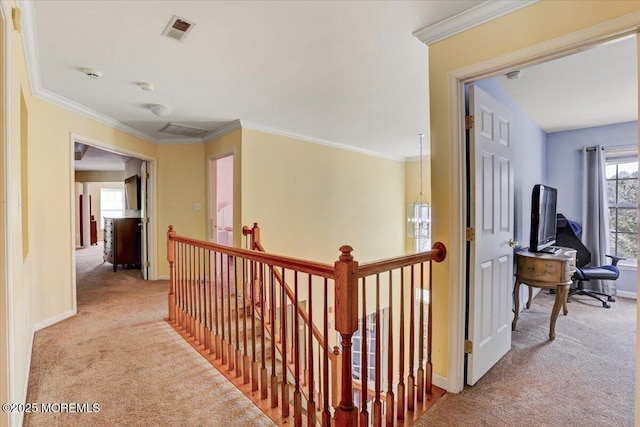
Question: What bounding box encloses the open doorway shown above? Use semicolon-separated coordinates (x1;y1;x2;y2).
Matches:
70;134;158;312
209;154;234;245
457;33;637;389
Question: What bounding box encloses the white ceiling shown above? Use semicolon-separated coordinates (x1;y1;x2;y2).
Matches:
24;1;636;171
75;145;131;172
30;0;486;162
494;35;637;133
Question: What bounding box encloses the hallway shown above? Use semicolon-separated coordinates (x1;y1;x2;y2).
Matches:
24;243;274;427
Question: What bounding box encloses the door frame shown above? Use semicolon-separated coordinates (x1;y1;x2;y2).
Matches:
69;134;159;313
446;18;640;393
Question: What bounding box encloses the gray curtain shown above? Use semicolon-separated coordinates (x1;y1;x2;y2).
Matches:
581;145;614;295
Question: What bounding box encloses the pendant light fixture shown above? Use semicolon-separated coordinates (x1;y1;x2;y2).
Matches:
407;133;431;241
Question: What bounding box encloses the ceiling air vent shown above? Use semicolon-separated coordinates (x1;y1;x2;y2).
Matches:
162;15;195;42
158;123;210;138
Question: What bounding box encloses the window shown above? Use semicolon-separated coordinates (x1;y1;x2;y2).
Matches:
606;149;638;262
100;188;124;228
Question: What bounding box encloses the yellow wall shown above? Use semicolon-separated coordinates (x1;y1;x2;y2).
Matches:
241;128;406;264
427;1;640;381
4;9;204;413
156;143;207;276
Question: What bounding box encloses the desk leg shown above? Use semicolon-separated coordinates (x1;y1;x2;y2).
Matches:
549;285;568;341
526;285;533;309
512;279;521;331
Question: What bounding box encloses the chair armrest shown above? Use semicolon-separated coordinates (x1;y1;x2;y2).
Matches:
606;254;626;266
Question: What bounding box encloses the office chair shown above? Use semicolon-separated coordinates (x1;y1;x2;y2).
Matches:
555;214;623;309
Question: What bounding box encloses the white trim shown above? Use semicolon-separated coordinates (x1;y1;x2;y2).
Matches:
241;121;405;162
1;2;17;426
618;262;638;271
33;309;74;332
16;0;40;96
413;1;538;46
617;290;637;300
38;88;156;141
432;372;448;391
202;119;242;143
446;11;640;394
69;137;78;314
157;275;170;280
69;134;160;298
446;73;467;394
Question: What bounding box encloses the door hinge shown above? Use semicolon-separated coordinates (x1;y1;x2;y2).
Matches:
466;227;475;241
143;261;150;268
464;340;473;354
144;172;150;179
465;115;474;130
143;217;150;224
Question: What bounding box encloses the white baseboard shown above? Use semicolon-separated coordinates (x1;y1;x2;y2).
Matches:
157;275;169;280
433;373;448;391
33;309;75;332
616;290;637;300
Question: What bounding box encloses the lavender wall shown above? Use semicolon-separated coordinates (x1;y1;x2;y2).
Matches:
546;121;638;296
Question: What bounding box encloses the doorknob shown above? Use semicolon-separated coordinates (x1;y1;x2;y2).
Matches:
508;239;518;248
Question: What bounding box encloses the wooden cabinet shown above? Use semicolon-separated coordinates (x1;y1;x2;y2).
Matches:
103;217;141;272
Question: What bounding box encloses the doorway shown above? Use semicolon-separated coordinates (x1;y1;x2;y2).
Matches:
450;29;639;392
209;154;234;246
70;134;158;312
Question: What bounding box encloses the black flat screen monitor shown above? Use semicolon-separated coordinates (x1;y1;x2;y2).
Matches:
529;184;558;253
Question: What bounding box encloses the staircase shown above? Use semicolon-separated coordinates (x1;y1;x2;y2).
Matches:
166;223;446;426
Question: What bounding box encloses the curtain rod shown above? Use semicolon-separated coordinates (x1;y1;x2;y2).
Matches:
576;144;636;153
576;145;604;152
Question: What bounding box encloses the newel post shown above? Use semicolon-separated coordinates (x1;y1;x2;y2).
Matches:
333;245;358;427
167;225;176;322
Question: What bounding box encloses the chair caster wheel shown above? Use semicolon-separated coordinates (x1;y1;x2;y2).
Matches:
603;302;611;309
607;296;615;302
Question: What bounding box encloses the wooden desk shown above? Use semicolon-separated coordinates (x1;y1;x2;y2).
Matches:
512;247;576;341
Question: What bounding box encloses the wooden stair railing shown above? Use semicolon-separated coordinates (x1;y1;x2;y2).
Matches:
167;224;446;427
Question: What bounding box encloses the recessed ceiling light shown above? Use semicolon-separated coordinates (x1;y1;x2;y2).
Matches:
82;68;103;79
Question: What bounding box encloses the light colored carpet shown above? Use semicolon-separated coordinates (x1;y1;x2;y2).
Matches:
24;243;275;427
24;243;636;426
415;290;636;427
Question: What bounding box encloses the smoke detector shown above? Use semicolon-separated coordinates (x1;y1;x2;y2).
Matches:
82;68;103;79
162;15;196;42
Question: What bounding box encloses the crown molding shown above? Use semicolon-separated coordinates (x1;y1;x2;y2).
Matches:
202;119;242;143
413;0;539;46
17;0;41;91
36;88;155;141
241;121;405;162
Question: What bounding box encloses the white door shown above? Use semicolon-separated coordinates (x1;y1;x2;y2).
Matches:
466;85;515;385
140;161;149;280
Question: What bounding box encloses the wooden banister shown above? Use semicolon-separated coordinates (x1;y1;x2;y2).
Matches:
167;225;447;427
